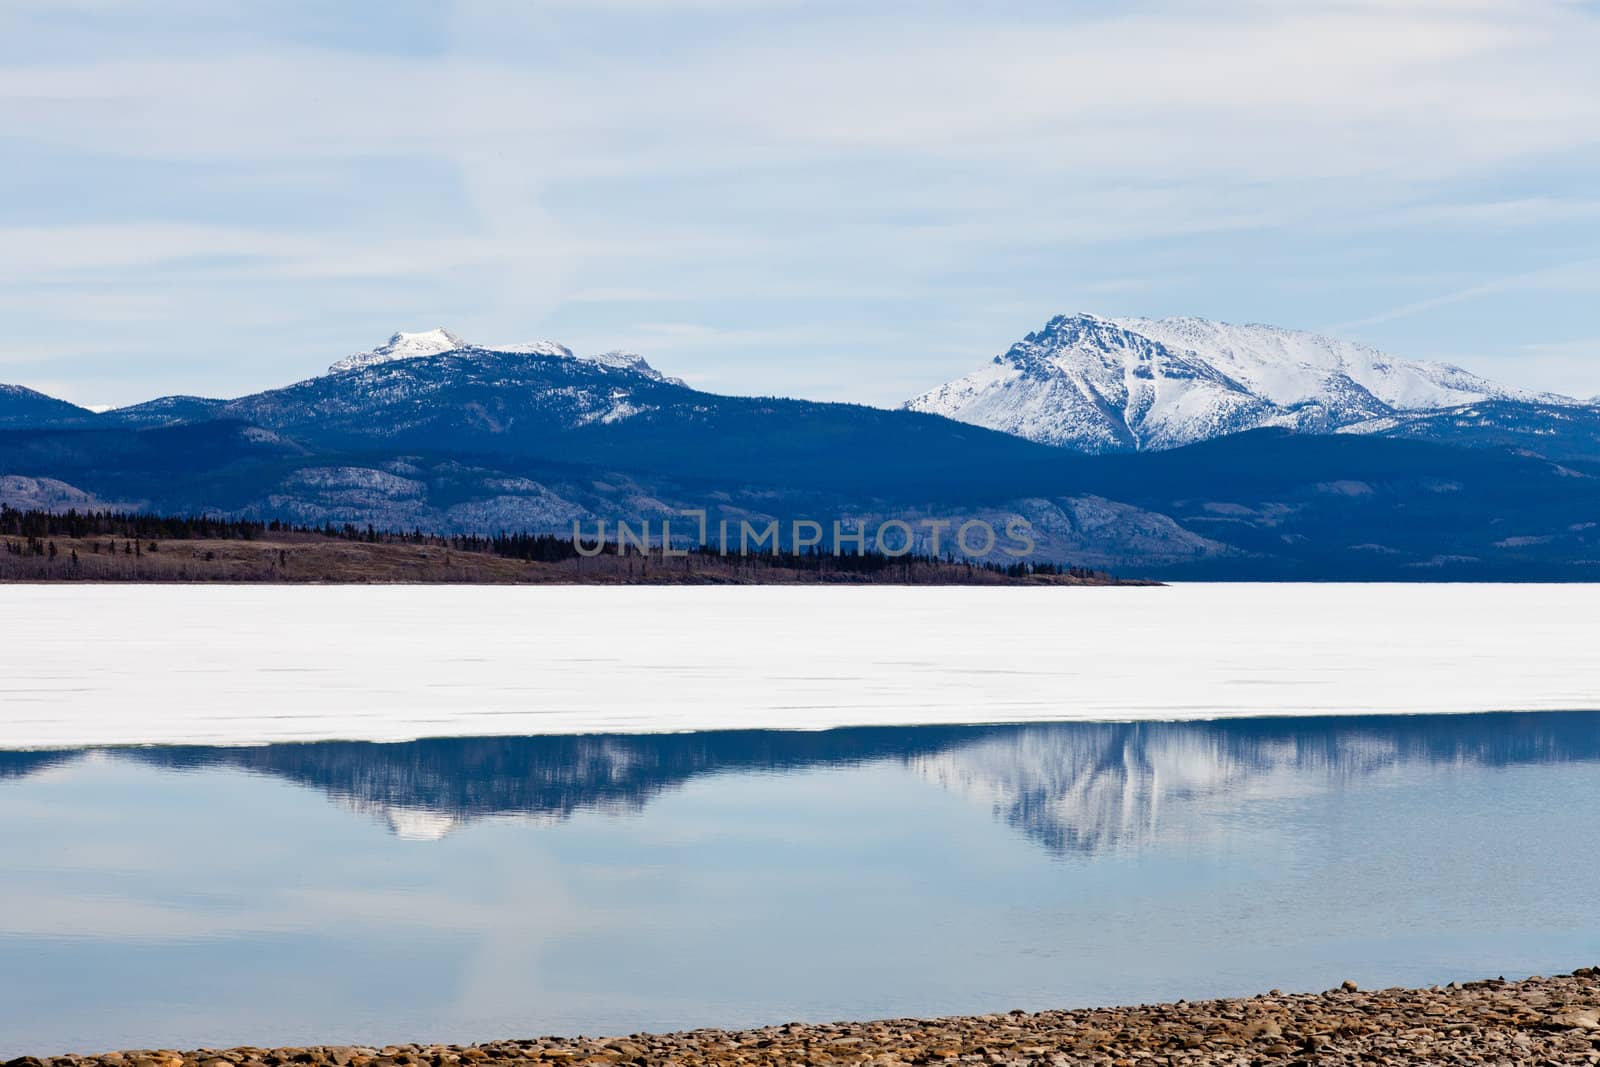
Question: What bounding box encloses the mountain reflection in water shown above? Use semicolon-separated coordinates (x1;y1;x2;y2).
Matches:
9;712;1598;851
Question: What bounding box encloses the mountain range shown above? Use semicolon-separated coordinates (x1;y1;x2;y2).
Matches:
906;313;1580;452
4;318;1600;579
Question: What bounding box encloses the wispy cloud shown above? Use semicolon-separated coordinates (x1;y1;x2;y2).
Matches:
1329;258;1600;331
2;0;1600;403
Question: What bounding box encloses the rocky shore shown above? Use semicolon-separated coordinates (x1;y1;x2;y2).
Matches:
13;970;1600;1067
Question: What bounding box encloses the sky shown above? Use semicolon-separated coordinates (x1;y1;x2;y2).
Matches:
3;0;1600;409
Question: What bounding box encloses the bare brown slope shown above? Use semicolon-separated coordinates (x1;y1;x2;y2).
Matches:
0;534;1145;585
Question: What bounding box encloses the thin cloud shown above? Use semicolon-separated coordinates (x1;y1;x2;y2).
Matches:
1330;258;1600;331
2;0;1600;404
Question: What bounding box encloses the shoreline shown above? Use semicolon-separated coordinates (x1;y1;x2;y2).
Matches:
8;704;1600;753
0;528;1148;587
15;971;1600;1066
5;706;1600;755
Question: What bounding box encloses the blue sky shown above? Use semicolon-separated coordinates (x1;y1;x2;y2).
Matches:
3;0;1599;408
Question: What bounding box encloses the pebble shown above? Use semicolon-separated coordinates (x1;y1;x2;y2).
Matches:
10;969;1600;1067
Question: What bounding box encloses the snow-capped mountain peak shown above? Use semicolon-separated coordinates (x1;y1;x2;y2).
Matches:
1111;315;1570;412
328;331;684;386
907;312;1577;453
584;350;688;387
491;340;575;359
330;328;469;373
905;313;1274;452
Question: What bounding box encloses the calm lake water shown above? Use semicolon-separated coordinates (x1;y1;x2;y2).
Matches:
3;713;1600;1056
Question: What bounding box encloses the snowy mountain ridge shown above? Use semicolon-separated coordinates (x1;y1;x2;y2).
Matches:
328;328;684;386
330;328;471;372
906;313;1577;452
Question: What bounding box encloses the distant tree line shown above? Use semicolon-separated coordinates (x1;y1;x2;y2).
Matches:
1;505;274;541
0;505;1111;581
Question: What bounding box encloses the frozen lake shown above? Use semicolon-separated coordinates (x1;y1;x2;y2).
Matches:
2;583;1598;748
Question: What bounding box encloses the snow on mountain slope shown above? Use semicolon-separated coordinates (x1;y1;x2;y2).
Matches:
491;340;576;359
906;314;1280;451
328;330;685;385
101;394;228;428
0;474;133;512
330;328;469;373
582;350;688;387
907;313;1577;452
1115;316;1570;413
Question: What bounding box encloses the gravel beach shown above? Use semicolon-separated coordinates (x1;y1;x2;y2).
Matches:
13;970;1600;1067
